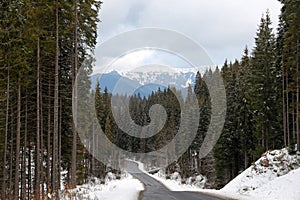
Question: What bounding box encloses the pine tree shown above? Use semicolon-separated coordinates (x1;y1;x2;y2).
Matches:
239;47;255;169
214;61;241;187
0;0;101;198
249;12;280;157
193;71;217;188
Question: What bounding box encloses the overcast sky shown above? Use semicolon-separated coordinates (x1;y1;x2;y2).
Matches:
95;0;282;72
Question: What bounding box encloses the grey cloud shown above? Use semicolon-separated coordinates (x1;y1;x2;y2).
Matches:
97;0;282;65
94;28;213;72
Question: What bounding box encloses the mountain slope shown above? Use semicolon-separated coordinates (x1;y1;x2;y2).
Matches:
90;68;199;97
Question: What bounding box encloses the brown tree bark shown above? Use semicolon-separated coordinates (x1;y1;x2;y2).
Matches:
283;66;287;147
286;72;290;146
21;95;28;199
14;83;21;200
2;62;9;199
47;73;51;195
35;37;41;199
297;38;299;151
52;1;59;197
70;0;78;188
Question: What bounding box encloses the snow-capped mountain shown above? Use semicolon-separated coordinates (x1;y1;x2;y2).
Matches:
120;65;197;88
91;66;202;97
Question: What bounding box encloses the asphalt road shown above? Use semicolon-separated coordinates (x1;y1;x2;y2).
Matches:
124;160;224;200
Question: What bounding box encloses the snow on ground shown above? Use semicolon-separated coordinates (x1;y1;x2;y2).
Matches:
149;170;252;199
134;148;300;200
60;149;300;200
61;173;144;200
148;169;206;192
222;148;300;200
249;167;300;200
134;160;250;200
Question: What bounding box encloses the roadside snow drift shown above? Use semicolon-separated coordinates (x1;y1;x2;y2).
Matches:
61;174;144;200
250;167;300;200
222;148;300;200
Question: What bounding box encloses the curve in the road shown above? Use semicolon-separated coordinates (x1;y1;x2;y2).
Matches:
125;161;224;200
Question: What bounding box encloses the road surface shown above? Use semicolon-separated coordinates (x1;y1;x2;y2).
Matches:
124;160;224;200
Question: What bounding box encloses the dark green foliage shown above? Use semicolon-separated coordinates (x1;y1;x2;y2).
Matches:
213;11;287;188
0;0;101;198
280;0;300;148
249;12;281;156
214;60;243;187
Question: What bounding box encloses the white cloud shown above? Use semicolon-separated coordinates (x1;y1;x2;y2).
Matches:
96;0;282;66
110;50;155;73
93;49;155;73
93;49;195;74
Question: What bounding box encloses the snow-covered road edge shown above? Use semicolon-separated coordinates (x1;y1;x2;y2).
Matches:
61;173;144;200
127;159;250;200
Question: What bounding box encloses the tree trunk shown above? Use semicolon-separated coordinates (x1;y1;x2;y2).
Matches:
92;121;95;175
58;97;62;190
71;0;78;188
21;95;28;200
297;38;299;151
9;114;13;195
28;145;32;200
244;151;248;169
52;1;59;197
286;73;290;146
2;63;9;199
283;66;287;147
35;37;41;199
14;83;21;200
266;125;269;150
47;73;51;195
40;81;44;199
292;96;296;144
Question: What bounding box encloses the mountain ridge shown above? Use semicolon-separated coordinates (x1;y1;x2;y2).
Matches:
90;68;199;97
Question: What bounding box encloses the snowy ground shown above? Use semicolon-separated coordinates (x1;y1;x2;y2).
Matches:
60;148;300;200
61;173;144;200
134;148;300;200
134;160;249;200
222;148;300;200
248;167;300;200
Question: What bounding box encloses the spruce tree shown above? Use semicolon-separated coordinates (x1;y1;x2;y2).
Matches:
250;12;279;157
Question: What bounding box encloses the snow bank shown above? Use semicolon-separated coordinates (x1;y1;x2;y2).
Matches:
250;167;300;200
145;169;250;199
153;172;203;191
222;148;300;200
133;160;207;191
61;174;144;200
133;160;249;199
133;150;300;200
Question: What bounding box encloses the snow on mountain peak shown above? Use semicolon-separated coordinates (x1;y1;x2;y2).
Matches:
118;65;198;88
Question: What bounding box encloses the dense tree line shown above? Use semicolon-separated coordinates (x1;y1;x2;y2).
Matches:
214;1;300;187
0;0;101;199
92;70;221;189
